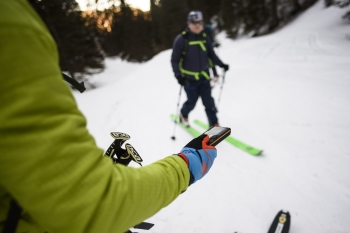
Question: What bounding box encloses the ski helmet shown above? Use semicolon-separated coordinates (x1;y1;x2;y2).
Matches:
187;11;203;23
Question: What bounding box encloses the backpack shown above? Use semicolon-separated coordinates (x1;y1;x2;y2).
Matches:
204;24;215;46
180;30;217;76
180;30;209;59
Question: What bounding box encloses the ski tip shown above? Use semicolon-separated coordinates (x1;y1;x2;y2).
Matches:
268;210;291;233
254;150;264;156
247;149;264;156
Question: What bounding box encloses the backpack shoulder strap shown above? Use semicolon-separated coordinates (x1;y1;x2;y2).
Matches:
201;32;210;52
2;200;22;233
181;31;189;58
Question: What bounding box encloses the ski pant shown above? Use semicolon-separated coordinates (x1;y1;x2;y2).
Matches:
181;78;218;126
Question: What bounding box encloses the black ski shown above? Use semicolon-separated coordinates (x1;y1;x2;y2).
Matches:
267;210;291;233
125;222;154;233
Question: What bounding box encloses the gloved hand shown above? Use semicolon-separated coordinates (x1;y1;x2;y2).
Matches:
176;75;188;86
177;134;217;185
221;64;229;72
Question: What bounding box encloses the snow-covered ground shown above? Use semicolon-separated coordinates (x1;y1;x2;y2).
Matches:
73;1;350;232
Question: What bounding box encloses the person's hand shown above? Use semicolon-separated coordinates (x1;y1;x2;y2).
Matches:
177;134;217;185
221;64;229;72
176;75;188;86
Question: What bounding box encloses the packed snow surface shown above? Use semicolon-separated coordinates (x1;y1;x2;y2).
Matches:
74;2;350;232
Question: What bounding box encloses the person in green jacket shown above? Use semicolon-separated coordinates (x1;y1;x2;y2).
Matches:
0;1;218;233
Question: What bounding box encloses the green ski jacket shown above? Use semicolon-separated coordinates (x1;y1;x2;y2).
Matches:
0;1;190;232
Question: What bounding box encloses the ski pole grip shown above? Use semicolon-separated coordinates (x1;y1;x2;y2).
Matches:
104;132;143;166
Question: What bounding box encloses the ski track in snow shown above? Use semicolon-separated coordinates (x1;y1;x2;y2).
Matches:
74;1;350;232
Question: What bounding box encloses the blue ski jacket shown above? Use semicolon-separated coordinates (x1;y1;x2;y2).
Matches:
171;28;224;81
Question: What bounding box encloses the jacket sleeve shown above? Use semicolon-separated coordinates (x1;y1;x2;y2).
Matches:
207;38;225;67
0;1;190;233
171;34;185;78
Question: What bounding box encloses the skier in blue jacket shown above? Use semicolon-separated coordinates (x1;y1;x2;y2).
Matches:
171;11;229;128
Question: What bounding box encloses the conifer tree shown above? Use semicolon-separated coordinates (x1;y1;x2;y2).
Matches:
221;0;243;38
28;0;105;79
327;0;350;21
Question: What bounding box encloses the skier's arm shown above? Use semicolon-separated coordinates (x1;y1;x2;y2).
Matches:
171;34;185;78
0;2;189;233
207;39;225;67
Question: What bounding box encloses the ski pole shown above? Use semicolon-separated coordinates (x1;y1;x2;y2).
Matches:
216;69;226;111
171;85;183;140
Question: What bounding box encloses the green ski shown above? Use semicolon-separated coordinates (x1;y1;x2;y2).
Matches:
170;114;202;138
193;119;263;155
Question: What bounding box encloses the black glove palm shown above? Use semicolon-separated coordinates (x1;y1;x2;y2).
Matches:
221;64;229;72
176;75;188;86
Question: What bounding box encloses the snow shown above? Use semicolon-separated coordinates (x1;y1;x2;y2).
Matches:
73;1;350;232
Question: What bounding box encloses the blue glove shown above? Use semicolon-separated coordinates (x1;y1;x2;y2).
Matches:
177;134;217;185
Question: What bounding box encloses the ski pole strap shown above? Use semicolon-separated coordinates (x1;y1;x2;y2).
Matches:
62;73;86;93
2;200;22;233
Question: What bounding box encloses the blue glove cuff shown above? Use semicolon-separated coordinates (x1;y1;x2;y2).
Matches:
180;146;216;184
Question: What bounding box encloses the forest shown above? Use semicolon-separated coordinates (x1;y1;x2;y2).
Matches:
28;0;349;80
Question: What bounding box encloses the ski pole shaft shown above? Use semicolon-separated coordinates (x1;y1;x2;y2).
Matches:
217;69;226;110
171;85;183;140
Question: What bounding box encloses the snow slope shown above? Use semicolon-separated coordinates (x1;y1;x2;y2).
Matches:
74;1;350;232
